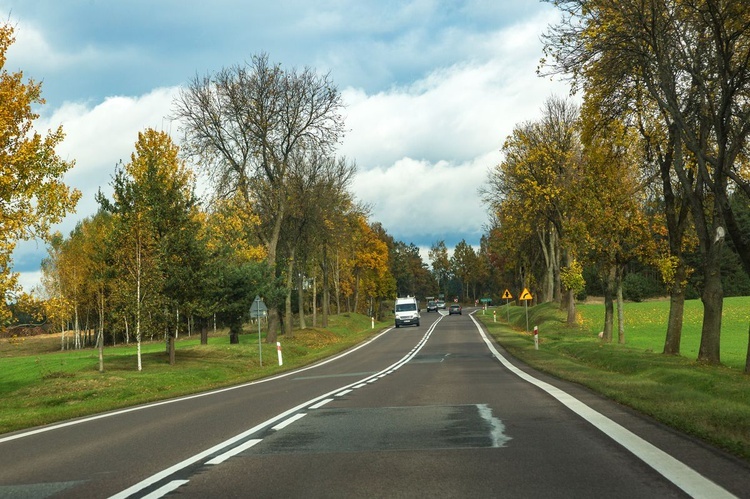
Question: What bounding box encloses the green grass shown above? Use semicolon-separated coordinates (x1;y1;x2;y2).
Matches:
0;313;387;435
477;298;750;461
576;296;750;369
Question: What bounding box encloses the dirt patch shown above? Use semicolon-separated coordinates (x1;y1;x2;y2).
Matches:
2;325;52;338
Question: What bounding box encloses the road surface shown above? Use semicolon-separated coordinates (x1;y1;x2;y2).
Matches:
0;309;748;498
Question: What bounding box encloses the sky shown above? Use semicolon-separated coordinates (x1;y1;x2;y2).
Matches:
3;0;571;293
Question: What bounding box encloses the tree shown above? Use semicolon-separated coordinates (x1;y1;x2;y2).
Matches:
391;241;432;298
429;241;451;298
201;193;267;343
575;103;657;343
543;0;750;364
451;240;477;301
98;130;201;368
482;96;581;323
278;151;356;334
0;23;80;327
174;53;346;343
350;219;394;319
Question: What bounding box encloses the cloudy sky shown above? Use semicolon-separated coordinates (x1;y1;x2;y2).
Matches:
3;0;571;293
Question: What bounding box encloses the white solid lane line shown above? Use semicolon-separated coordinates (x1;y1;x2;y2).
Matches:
206;439;262;465
470;313;737;499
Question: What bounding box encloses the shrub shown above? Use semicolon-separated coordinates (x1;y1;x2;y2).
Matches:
622;272;662;302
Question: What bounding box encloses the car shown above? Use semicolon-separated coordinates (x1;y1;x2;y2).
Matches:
426;300;438;312
449;304;462;315
436;300;446;310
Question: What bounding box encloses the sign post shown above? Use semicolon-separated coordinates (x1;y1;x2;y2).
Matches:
502;289;513;322
519;288;533;332
250;295;268;367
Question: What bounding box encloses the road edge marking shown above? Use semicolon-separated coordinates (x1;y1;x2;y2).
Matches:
470;313;737;499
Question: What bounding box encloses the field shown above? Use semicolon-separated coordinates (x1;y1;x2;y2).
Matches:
577;296;750;369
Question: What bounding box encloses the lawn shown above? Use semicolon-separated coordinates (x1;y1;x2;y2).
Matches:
576;296;750;369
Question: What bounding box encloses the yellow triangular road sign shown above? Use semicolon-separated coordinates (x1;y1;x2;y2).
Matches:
502;289;513;300
519;288;532;300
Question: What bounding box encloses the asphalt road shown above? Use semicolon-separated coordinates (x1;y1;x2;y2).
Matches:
1;310;748;498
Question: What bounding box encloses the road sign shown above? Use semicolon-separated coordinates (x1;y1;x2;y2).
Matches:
502;289;513;300
250;296;268;318
520;288;532;301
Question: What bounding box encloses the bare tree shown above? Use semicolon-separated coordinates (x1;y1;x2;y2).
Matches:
173;53;346;342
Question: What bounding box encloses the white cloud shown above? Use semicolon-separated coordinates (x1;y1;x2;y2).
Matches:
351;153;497;245
5;17;136;74
7;4;572;294
36;88;179;236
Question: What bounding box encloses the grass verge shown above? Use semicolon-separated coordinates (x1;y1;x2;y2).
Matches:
0;313;387;435
476;299;750;462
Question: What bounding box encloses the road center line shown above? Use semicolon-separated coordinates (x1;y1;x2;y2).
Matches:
111;315;445;498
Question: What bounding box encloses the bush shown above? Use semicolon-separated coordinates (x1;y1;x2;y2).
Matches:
622;272;662;302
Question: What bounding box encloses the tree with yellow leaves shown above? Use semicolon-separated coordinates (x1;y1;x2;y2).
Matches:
542;0;750;365
0;23;80;328
483;96;581;324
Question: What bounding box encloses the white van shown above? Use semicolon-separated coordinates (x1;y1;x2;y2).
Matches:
394;296;420;328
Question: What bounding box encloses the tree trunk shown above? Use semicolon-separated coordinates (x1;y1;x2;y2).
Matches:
353;272;360;314
335;251;341;315
312;275;318;328
229;324;240;344
563;251;576;326
297;268;306;330
136;242;143;372
539;228;555;303
601;266;616;342
98;289;105;373
200;321;208;345
663;263;687;355
169;336;175;365
322;279;329;327
698;247;724;364
263;198;285;344
284;252;295;337
745;322;750;375
616;266;625;344
74;303;81;350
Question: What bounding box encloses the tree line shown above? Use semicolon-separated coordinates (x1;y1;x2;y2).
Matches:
1;28;498;370
481;0;750;370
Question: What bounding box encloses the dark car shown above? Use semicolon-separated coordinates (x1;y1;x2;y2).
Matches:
427;300;438;312
449;304;462;315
